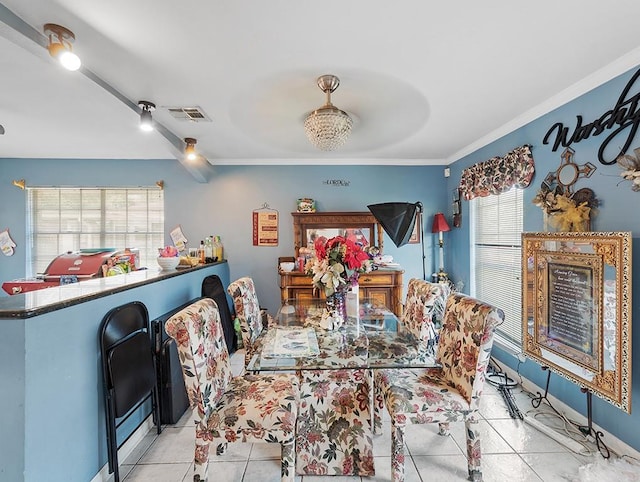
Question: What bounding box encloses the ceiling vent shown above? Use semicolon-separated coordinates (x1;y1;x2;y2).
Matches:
165;106;212;122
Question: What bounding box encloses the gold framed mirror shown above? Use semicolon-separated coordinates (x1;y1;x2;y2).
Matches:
522;231;632;413
292;212;383;257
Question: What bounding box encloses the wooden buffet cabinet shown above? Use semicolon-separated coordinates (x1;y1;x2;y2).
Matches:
279;211;404;316
279;268;404;316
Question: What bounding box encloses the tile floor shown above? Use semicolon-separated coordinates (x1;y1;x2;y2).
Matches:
115;350;608;481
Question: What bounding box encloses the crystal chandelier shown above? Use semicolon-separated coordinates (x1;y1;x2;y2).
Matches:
304;75;353;151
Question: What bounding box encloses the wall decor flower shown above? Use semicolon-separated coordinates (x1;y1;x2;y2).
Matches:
532;186;598;232
616;147;640;191
305;235;372;296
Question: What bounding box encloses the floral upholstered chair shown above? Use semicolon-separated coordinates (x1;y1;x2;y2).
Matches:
374;293;504;482
372;278;449;434
164;298;299;482
400;278;450;353
227;277;273;369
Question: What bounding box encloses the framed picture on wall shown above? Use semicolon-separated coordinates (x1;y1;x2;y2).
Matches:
408;217;420;244
521;231;632;413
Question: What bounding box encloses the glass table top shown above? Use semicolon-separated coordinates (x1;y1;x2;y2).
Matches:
247;298;439;371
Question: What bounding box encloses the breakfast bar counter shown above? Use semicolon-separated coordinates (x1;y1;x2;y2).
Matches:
0;262;230;482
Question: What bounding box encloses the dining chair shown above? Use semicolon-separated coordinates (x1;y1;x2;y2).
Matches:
372;278;449;434
374;293;504;482
164;297;299;482
227;276;272;369
400;278;450;353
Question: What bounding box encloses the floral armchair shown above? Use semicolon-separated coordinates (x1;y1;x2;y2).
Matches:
374;293;504;482
227;277;272;369
401;278;449;349
373;278;449;434
164;298;299;482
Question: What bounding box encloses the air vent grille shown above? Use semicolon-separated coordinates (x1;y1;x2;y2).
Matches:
166;106;212;122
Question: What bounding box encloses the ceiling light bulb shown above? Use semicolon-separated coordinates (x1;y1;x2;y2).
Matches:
138;101;155;132
58;50;81;71
184;137;197;161
44;24;81;71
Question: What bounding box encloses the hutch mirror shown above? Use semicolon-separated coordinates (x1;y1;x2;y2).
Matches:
292;212;383;257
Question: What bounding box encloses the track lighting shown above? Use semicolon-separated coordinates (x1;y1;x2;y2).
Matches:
138;101;155;132
43;23;81;71
184;137;198;161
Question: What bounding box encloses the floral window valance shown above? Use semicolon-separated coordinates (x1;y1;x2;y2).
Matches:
458;145;535;201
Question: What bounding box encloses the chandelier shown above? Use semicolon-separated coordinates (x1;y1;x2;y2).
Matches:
304;75;353;151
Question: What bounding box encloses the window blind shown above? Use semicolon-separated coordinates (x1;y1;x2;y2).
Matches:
27;187;164;276
470;187;523;346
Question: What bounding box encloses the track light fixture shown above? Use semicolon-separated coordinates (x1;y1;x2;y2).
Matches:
43;23;81;71
138;101;155;132
184;137;198;161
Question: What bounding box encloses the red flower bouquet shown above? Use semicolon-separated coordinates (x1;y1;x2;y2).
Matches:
306;236;372;296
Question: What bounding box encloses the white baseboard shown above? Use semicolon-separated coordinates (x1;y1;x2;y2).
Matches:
499;363;640;459
90;415;156;482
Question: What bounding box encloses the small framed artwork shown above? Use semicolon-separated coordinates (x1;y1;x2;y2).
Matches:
408;217;420;244
452;188;462;228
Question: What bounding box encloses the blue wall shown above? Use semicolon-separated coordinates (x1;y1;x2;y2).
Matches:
447;65;640;452
0;161;448;313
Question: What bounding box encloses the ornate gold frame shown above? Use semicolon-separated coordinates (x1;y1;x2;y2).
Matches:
522;232;632;413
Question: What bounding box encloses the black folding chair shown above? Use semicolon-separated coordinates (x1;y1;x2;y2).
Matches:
100;301;161;482
202;274;237;353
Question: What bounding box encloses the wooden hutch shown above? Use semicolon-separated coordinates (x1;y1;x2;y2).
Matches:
278;211;404;316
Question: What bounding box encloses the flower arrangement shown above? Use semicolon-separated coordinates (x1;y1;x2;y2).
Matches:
617;148;640;191
305;235;372;296
532;187;597;232
158;245;179;257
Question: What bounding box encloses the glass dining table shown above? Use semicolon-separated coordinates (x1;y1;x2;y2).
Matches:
247;298;440;477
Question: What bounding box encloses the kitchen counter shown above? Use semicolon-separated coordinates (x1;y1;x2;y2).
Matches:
0;261;230;482
0;263;222;319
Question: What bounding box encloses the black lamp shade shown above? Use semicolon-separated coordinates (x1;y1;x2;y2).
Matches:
368;202;420;248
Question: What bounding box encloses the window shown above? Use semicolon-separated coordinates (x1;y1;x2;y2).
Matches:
470;187;523;351
27;187;164;275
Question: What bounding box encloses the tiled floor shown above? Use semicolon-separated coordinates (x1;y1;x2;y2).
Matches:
115;350;616;481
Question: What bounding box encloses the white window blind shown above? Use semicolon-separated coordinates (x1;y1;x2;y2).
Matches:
470;187;523;347
27;187;164;275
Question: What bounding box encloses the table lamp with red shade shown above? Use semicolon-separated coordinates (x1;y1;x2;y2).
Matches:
431;212;451;282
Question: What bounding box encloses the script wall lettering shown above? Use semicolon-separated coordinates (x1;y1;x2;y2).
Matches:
542;68;640;165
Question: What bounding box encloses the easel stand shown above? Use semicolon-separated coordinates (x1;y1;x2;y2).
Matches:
487;365;522;419
579;388;610;459
530;366;610;458
531;366;552;409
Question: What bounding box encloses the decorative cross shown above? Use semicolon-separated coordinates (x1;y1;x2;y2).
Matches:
543;147;596;195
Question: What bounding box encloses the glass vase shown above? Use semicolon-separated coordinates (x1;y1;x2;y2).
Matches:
325;289;347;328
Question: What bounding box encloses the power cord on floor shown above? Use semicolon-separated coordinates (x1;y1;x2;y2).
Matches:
487;357;640;464
514;376;640;464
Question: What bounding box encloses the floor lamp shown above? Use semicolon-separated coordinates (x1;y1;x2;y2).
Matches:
367;202;426;280
431;212;451;282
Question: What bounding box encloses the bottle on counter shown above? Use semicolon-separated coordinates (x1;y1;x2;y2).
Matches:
198;240;205;264
213;235;224;261
204;236;213;263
